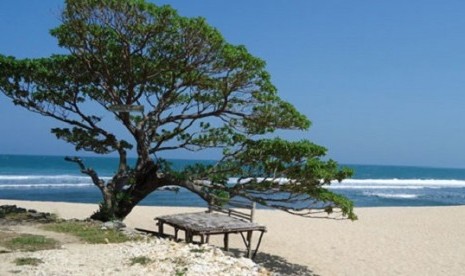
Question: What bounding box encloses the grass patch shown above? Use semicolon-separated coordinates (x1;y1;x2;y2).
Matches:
175;268;188;276
2;212;29;221
42;221;132;244
14;257;43;266
2;211;58;222
190;248;206;253
129;256;152;266
1;234;58;252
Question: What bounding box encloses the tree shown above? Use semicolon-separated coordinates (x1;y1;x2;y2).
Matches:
0;0;356;221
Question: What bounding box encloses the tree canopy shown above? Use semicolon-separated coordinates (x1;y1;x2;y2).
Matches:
0;0;355;221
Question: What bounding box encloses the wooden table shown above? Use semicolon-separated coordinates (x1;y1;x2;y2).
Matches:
155;212;266;259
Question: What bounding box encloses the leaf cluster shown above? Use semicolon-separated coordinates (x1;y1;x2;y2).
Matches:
0;0;357;220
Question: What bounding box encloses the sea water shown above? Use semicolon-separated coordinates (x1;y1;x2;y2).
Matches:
1;154;465;208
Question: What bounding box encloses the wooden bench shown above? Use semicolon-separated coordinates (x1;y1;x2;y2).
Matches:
155;199;266;259
207;198;256;222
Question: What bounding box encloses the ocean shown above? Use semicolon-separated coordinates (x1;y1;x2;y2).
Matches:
1;154;465;208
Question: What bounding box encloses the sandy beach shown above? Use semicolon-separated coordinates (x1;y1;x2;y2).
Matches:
1;199;465;275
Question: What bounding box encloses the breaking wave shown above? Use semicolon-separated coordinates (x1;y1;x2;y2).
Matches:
362;192;419;199
0;175;111;188
2;175;465;191
330;179;465;189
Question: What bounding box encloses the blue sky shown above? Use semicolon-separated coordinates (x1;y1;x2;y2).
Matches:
1;1;465;168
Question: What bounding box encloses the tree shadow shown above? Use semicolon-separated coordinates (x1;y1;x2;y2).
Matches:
228;249;318;276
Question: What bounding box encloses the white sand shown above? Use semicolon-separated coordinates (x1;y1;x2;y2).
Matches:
2;199;465;275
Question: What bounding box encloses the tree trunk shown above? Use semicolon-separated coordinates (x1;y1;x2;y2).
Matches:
87;157;221;221
90;186;116;221
90;160;161;221
113;188;152;219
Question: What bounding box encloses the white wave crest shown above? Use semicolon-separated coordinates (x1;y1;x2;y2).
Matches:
3;175;465;191
331;179;465;189
0;175;112;182
226;177;465;190
0;183;93;188
0;175;89;180
363;192;419;199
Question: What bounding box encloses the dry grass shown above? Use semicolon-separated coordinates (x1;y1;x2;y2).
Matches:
42;221;134;244
0;232;59;252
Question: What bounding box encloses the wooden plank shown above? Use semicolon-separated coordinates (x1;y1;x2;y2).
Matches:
208;201;255;222
157;212;264;232
154;212;267;259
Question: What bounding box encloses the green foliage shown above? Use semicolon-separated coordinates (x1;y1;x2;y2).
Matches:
92;202;117;222
0;0;356;220
3;234;59;252
129;256;153;266
189;248;206;253
175;268;188;276
91;191;133;221
14;257;44;266
43;221;132;244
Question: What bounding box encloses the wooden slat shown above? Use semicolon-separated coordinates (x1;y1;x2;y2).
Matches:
153;212;267;259
208;199;256;222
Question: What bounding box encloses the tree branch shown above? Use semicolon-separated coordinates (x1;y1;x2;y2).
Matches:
65;156;106;190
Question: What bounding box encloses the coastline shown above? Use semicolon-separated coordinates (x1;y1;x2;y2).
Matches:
1;199;465;275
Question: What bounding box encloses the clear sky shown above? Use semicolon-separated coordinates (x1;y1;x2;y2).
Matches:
1;0;465;168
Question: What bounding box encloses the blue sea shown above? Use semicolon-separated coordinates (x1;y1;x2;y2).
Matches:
1;154;465;208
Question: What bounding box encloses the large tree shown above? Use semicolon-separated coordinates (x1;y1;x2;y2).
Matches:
0;0;355;221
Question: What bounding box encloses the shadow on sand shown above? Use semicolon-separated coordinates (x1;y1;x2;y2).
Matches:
136;228;318;275
229;249;318;276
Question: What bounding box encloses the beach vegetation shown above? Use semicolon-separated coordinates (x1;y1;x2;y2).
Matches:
0;0;356;221
175;268;188;276
42;221;132;244
129;256;153;266
14;257;44;266
0;233;59;252
190;248;206;253
1;211;59;223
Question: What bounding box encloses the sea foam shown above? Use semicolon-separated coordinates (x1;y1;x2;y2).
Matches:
330;179;465;189
0;175;112;188
362;192;419;199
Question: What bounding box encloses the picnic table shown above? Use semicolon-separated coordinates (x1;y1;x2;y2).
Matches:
155;211;266;259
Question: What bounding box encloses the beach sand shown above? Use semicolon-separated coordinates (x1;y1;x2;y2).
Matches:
1;199;465;275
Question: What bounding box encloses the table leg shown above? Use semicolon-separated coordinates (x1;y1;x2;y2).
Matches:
246;231;253;258
224;233;229;251
186;230;193;243
174;229;179;241
252;231;265;260
158;221;164;236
